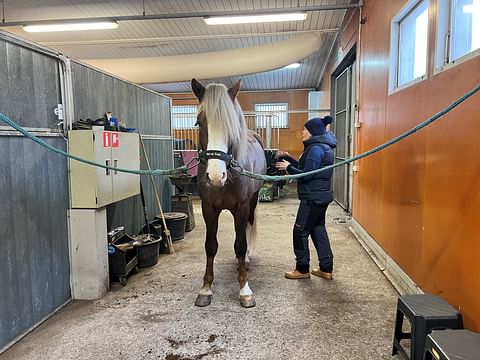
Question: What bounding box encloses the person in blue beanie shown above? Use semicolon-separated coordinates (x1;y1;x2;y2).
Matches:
275;115;337;280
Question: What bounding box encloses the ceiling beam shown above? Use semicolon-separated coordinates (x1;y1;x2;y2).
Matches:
40;29;339;46
0;4;359;27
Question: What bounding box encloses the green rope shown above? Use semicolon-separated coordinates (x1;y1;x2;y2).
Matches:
1;83;478;180
233;83;480;182
0;113;186;176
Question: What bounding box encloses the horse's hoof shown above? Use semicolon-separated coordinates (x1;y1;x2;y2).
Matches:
195;294;212;307
240;295;256;308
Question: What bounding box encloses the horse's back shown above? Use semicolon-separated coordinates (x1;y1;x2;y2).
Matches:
244;131;267;174
236;132;266;194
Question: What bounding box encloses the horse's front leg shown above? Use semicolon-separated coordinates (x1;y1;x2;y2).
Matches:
234;204;255;308
195;203;220;307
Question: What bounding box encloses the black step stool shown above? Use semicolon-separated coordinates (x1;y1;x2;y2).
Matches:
423;329;480;360
392;294;463;360
423;330;480;360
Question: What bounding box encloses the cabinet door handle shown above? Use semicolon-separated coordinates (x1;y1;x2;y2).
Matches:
106;160;110;175
113;159;118;174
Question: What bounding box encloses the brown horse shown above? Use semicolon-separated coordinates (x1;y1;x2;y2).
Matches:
191;78;266;308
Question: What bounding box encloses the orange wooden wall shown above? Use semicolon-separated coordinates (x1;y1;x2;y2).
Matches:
166;89;310;159
321;0;480;330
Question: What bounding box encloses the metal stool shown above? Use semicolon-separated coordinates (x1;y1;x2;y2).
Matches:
424;329;480;360
392;294;463;360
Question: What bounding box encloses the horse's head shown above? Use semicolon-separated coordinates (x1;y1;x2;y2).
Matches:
192;78;246;187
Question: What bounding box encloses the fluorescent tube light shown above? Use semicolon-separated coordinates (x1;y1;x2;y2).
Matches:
283;63;301;69
23;21;118;33
204;12;307;25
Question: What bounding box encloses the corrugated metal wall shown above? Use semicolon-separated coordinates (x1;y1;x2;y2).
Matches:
0;36;71;350
0;39;60;128
70;61;173;235
0;36;173;351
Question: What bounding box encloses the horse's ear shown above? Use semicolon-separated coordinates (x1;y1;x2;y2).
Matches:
228;79;242;100
191;79;205;101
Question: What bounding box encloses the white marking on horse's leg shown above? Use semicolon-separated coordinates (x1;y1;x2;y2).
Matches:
199;287;213;296
239;282;253;297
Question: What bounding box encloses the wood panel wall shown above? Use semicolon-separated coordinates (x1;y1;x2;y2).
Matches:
166;89;310;159
320;0;480;330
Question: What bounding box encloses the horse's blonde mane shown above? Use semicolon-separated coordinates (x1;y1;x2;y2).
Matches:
198;83;247;160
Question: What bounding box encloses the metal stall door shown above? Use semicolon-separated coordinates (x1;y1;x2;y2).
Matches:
0;35;71;352
245;112;281;150
332;62;355;212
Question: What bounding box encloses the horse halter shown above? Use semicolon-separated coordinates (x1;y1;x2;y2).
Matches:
198;149;235;169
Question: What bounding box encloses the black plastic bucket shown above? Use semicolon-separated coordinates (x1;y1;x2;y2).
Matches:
156;212;188;241
140;222;161;236
139;222;169;254
147;219;163;236
171;194;195;232
135;236;161;268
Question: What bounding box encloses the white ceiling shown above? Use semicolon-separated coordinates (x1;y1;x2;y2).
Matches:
0;0;358;92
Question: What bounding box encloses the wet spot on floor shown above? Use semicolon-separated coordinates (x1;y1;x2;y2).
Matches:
167;338;186;349
193;346;224;359
207;334;216;343
165;354;191;360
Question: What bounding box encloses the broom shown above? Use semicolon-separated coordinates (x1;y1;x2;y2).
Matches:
139;134;175;254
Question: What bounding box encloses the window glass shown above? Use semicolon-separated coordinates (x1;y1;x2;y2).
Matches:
450;0;480;61
172;105;197;129
398;0;429;86
254;103;288;128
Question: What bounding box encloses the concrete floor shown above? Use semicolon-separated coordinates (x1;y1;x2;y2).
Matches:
2;197;404;360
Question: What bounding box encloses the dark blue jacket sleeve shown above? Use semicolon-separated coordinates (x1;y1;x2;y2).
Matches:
287;146;324;181
281;154;299;168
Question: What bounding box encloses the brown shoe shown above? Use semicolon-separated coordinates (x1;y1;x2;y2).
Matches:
285;269;310;279
311;268;333;280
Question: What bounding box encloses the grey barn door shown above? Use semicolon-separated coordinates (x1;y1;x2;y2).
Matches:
0;37;71;351
332;61;355;212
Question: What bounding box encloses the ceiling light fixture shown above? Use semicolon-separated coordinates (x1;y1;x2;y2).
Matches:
23;21;118;33
283;63;301;69
204;12;307;25
0;5;359;29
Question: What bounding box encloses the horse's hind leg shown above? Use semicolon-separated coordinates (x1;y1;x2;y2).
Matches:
195;203;220;307
234;204;255;308
245;190;260;271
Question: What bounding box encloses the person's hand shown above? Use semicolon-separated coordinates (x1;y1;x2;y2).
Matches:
275;159;290;171
275;150;289;159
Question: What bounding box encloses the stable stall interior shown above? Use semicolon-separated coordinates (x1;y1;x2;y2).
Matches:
0;0;479;357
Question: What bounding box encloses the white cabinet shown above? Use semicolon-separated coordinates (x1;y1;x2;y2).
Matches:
69;129;140;208
69;208;109;299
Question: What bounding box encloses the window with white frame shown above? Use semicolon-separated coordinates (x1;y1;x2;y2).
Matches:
389;0;429;89
436;0;480;69
171;105;197;129
254;103;289;128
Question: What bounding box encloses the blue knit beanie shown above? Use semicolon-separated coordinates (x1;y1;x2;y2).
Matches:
304;116;333;136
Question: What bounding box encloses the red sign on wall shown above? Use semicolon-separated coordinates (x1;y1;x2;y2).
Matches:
103;131;111;148
112;132;119;148
103;131;120;148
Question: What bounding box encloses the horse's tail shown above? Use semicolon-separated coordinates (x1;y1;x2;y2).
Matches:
245;192;260;270
247;190;260;250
